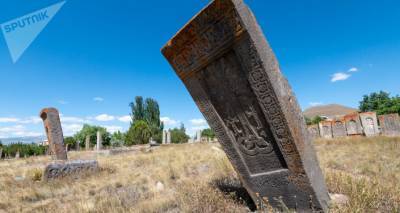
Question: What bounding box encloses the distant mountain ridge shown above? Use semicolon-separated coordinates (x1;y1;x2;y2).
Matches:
303;104;358;119
0;136;46;145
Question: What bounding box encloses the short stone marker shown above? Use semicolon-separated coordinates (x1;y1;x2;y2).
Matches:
161;0;329;211
344;113;363;136
378;113;400;137
360;112;380;137
40;108;68;160
43;160;99;181
162;130;167;144
195;130;202;143
76;140;80;151
319;121;333;139
332;118;346;138
307;124;320;140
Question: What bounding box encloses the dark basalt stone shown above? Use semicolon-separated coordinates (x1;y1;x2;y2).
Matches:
161;0;330;211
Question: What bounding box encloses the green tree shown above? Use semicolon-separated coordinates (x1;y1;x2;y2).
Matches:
201;128;216;139
359;91;400;115
125;120;152;145
144;98;163;143
170;123;189;144
111;131;125;147
130;96;145;124
74;124;111;148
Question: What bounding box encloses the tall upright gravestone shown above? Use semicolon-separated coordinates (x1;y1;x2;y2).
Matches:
40;108;68;160
162;0;329;211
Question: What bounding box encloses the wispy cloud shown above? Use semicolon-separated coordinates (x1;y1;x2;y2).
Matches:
93;97;104;102
0;125;42;138
161;117;178;126
0;117;20;123
95;114;115;121
190;118;207;126
118;115;131;123
348;67;358;72
309;102;324;107
58;100;68;105
331;72;351;82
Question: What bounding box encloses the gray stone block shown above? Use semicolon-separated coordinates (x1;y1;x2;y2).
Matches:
43;160;99;181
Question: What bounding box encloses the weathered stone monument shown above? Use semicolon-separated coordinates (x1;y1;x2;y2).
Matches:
96;131;102;151
195;130;202;143
307;124;320;140
378;113;400;137
40;108;68;160
319;121;333;139
85;135;90;150
166;130;171;144
332;118;346;138
162;130;167;144
360;112;380;137
76;140;80;151
344;113;363;136
161;0;329;211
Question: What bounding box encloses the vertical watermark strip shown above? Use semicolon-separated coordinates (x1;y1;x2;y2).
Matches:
1;1;66;63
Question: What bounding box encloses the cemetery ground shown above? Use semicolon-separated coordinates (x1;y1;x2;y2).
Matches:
0;137;399;212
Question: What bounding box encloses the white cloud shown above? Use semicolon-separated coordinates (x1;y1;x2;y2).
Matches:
93;97;104;102
18;117;42;124
103;125;123;133
118;115;131;123
161;117;178;126
331;72;351;82
95;114;115;121
0;117;20;123
348;67;358;72
309;102;323;107
0;125;42;138
60;115;90;123
190;118;207;126
62;124;83;136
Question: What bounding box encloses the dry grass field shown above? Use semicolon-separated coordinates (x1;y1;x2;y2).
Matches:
0;137;399;212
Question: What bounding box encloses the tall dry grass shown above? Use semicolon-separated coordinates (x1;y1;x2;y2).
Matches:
0;137;399;212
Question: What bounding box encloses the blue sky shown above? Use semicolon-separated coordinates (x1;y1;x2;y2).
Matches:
0;0;399;138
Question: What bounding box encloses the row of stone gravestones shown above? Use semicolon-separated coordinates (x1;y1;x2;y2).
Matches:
308;112;400;139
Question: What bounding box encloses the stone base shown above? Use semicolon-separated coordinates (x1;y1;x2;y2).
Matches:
43;160;99;181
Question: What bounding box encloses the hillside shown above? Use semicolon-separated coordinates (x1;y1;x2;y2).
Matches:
1;138;400;212
303;104;358;119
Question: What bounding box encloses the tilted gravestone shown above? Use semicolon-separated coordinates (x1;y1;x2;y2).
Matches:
332;118;346;138
360;112;380;137
319;121;333;139
40;108;68;160
307;124;320;140
378;113;400;137
344;113;363;136
161;0;329;211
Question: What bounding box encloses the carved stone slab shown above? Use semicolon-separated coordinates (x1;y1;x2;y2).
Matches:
40;108;67;160
378;114;400;137
161;0;329;211
319;121;333;139
344;113;363;136
307;124;320;140
332;118;346;138
360;112;380;137
43;160;99;180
